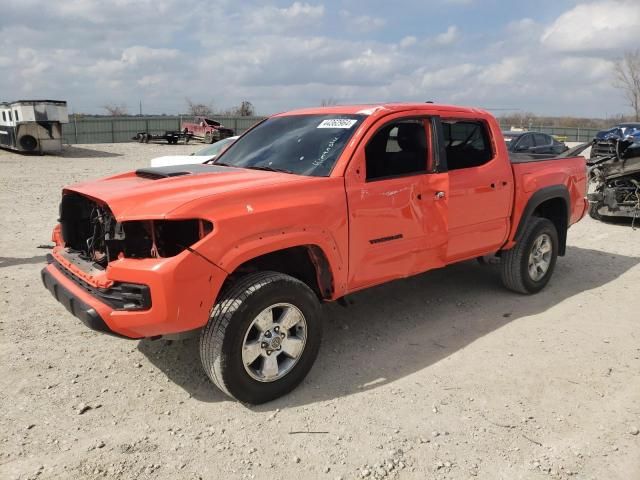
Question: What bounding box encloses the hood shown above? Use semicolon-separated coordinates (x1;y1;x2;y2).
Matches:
149;155;213;168
65;164;310;220
595;125;640;141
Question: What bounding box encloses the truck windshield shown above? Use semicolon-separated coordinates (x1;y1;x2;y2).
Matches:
214;114;365;176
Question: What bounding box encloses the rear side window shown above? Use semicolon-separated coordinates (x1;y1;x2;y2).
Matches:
442;120;493;170
534;134;549;146
14;110;19;122
365;119;428;180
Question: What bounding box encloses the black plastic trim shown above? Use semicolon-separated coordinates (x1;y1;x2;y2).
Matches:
41;266;131;339
513;185;570;256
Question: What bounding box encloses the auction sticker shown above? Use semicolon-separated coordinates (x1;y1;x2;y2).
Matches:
317;119;358;129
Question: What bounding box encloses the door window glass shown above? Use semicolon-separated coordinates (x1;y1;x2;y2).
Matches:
442;120;493;169
365;120;428;180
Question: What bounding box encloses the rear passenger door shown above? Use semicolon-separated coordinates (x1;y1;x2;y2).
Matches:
533;133;553;154
442;119;512;261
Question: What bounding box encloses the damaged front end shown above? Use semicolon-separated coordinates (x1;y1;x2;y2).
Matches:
587;131;640;224
58;193;213;269
50;192;214;316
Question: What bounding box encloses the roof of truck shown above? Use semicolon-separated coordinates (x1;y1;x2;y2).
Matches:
273;103;490;117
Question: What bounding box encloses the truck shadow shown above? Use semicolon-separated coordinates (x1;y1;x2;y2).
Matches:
138;245;639;408
59;146;122;158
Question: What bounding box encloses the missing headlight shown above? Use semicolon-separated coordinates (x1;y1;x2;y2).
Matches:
105;219;213;261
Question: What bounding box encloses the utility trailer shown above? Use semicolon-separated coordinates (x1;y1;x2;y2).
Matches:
132;130;194;144
0;100;68;154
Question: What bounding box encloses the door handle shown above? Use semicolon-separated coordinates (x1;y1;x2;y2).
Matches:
435;191;446;199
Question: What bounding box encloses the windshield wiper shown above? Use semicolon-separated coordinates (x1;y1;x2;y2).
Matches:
245;165;295;174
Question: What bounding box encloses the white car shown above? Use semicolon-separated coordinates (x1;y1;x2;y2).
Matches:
149;136;239;167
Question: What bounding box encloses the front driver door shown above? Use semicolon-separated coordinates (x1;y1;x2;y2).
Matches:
344;114;449;292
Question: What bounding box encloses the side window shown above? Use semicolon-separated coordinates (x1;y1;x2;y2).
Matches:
365;119;427;180
8;111;12;122
442;119;493;170
534;134;549;146
14;110;19;122
1;111;5;122
516;134;534;150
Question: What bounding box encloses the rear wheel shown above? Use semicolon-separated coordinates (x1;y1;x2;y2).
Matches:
204;131;213;144
200;272;322;404
501;217;559;294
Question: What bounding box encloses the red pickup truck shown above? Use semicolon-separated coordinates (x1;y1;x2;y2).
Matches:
181;116;235;144
41;104;588;403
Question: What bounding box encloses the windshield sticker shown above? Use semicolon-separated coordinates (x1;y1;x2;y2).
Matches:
317;119;358;129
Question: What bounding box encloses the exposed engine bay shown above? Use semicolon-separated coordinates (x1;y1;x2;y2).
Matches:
59;193;212;268
587;128;640;226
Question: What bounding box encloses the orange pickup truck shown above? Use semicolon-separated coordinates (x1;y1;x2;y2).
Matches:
41;103;588;403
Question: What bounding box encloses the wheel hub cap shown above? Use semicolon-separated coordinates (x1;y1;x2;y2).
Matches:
528;233;552;281
241;303;307;382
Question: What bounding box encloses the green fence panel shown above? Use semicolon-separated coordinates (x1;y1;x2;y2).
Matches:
61;115;266;144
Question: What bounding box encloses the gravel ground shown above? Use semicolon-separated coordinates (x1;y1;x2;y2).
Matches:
1;143;639;480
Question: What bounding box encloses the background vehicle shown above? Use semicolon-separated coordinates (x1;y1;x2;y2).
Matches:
131;130;193;145
0;100;68;153
590;122;640;159
503;131;568;155
181;116;235;143
41;104;587;404
150;136;238;167
587;126;640;221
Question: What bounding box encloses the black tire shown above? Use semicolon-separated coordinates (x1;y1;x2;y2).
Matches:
588;201;604;221
501;217;559;294
200;271;322;404
19;135;38;152
204;131;213;144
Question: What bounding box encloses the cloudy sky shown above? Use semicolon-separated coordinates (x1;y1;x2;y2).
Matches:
1;0;639;117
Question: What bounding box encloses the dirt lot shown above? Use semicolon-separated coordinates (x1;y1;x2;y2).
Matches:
1;143;639;480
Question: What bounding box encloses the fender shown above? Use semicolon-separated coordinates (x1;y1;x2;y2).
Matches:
213;229;344;299
512;184;570;256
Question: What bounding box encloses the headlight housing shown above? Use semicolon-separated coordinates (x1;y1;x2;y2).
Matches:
106;219;213;262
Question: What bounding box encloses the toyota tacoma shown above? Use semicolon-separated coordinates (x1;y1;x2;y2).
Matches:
41;104;588;404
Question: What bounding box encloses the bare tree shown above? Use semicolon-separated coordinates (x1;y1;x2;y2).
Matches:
102;103;128;116
218;100;257;116
320;97;338;107
185;98;214;117
613;50;640;121
236;100;255;116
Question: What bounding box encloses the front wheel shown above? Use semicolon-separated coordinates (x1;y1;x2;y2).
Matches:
500;217;559;294
588;201;604;221
200;272;322;404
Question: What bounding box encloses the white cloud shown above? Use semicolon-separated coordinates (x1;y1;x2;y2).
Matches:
399;36;417;48
435;26;459;45
340;11;386;33
246;2;325;33
0;0;634;117
541;0;640;53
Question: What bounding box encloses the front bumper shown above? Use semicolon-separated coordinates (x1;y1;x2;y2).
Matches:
41;248;228;339
41;262;127;338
